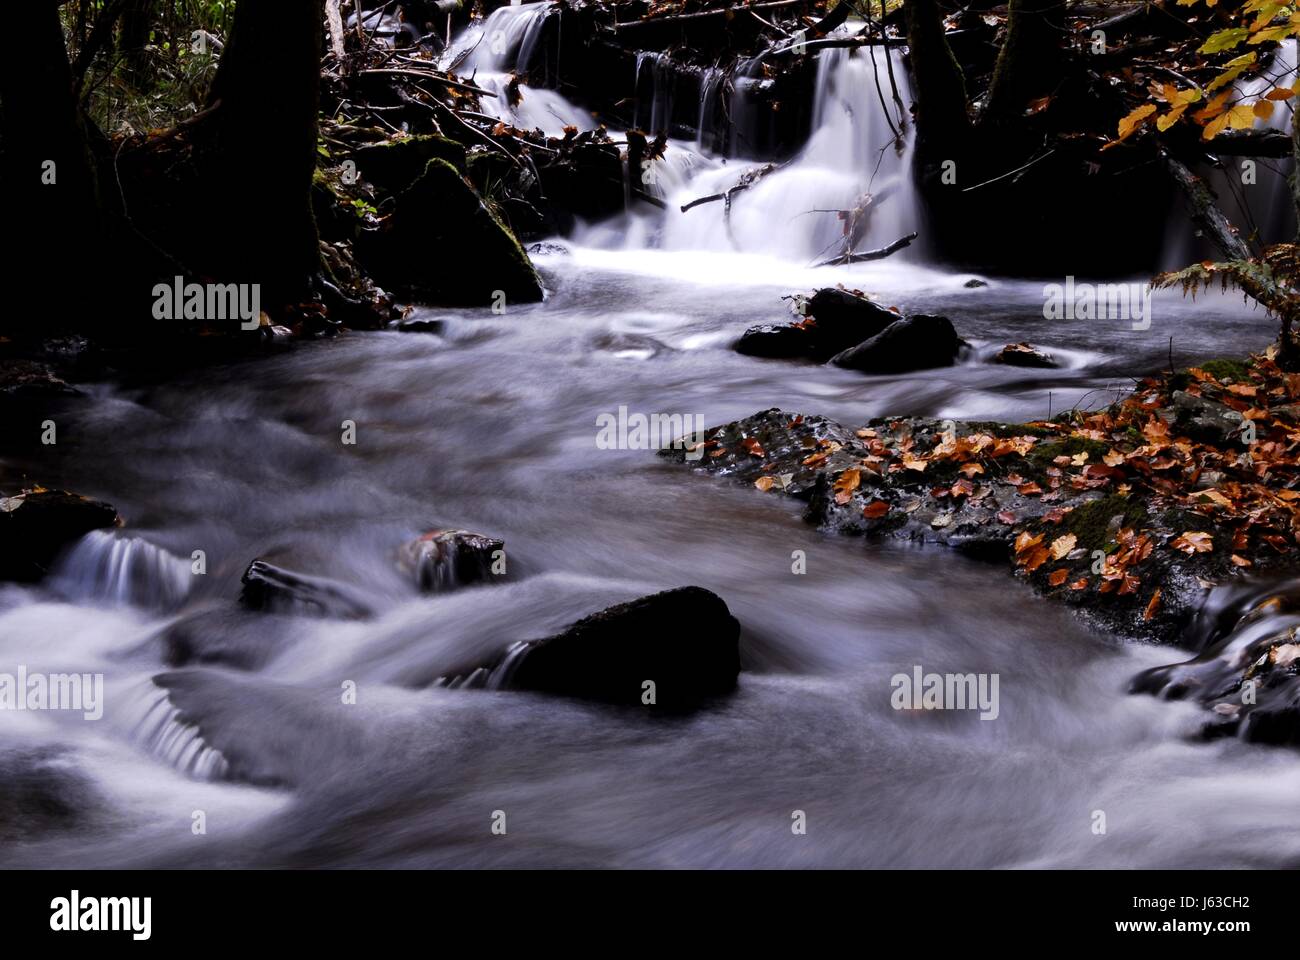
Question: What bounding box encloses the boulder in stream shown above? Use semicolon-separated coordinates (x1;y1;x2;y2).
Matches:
239;559;374;619
991;342;1058;369
1130;579;1300;746
735;287;899;362
0;489;120;583
501;586;741;710
398;529;504;592
830;314;965;374
358;158;544;306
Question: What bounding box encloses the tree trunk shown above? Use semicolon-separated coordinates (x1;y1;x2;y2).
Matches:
0;0;105;332
903;0;970;161
120;0;156;82
200;0;325;307
984;0;1064;123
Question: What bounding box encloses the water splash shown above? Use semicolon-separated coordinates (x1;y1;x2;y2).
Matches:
50;530;192;612
131;684;230;781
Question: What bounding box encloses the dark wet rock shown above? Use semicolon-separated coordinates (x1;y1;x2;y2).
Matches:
358;158;543;306
735;323;815;359
992;342;1058;369
500;586;741;710
1131;579;1300;745
352;134;468;195
735;288;899;362
963;278;988;288
662;407;1245;645
397;529;504;592
239;559;374;619
0;359;78;398
0;489;120;583
1160;390;1246;446
830;314;965;374
526;241;572;256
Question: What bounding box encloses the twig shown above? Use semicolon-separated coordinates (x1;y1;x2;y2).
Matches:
813;231;916;266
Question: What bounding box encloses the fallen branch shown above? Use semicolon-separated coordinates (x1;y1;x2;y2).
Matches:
360;68;498;98
680;162;782;213
326;0;347;60
814;232;917;266
1164;154;1251;260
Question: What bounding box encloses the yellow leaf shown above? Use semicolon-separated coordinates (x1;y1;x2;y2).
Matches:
1226;103;1258;130
1254;99;1276;119
1202;109;1234;140
1156;105;1188;131
1193;90;1231;122
1117;103;1157;141
754;476;775;492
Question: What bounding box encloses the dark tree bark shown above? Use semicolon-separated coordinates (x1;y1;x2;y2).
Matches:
199;0;325;306
0;0;105;332
119;0;156;82
903;0;971;161
984;0;1065;123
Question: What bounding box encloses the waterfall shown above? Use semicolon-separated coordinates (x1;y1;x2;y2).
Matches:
624;44;920;261
440;6;921;262
50;530;193;612
440;2;595;135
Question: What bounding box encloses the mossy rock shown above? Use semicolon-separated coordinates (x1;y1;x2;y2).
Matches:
1061;494;1149;552
1027;436;1110;475
1197;358;1251;383
962;420;1052;439
357;158;543;306
352;136;468;198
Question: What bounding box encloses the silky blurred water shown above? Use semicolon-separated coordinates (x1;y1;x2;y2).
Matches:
1;248;1294;868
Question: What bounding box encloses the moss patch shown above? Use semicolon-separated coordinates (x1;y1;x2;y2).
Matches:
1027;436;1110;474
1197;358;1251;384
1061;495;1149;552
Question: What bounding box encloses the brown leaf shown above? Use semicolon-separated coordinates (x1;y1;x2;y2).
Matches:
1143;588;1162;621
1170;531;1214;554
833;468;861;505
862;499;890;520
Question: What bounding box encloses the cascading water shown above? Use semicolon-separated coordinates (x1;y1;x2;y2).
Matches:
50;530;193;612
442;4;919;262
440;2;595;134
585;43;921;261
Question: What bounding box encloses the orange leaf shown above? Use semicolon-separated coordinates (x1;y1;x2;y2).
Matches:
833;468;861;504
1143;588;1162;621
862;499;890;520
1171;531;1214;554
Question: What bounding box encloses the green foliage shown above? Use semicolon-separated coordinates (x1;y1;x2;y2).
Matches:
61;0;236;135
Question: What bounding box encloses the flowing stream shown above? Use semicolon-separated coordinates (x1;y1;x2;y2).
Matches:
2;6;1299;869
